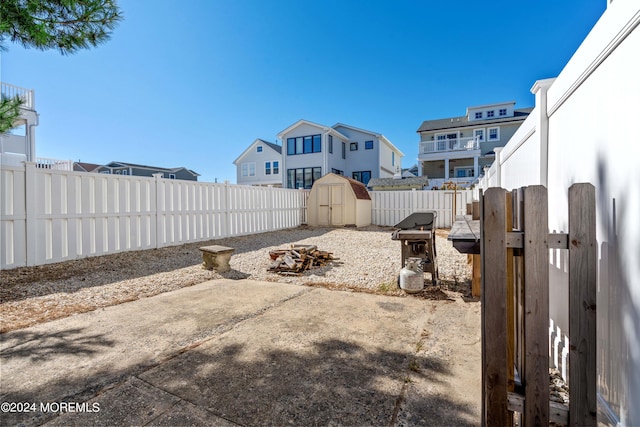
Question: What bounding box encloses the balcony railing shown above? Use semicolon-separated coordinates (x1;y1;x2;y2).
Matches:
0;155;74;170
1;82;35;109
421;136;480;154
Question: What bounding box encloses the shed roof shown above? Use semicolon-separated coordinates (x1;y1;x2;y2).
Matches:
344;176;371;200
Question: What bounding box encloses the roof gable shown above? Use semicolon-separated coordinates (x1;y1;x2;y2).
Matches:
233;138;282;164
332;122;404;156
277;119;330;138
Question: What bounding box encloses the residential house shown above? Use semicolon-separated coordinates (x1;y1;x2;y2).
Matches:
275;119;404;189
233;139;282;187
417;101;531;189
73;162;101;173
93;161;200;181
0;83;39;167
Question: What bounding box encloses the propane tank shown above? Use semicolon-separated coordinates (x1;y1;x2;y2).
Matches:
399;257;424;293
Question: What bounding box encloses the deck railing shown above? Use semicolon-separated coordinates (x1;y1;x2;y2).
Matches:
421;136;480;154
1;82;35;109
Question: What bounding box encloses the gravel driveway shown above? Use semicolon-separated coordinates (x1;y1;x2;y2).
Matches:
0;226;473;333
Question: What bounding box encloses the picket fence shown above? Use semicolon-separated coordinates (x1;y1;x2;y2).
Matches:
1;163;474;269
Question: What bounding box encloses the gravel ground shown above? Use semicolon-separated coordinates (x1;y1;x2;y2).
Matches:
0;226;472;333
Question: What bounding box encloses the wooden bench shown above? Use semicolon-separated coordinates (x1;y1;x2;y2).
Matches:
199;245;235;272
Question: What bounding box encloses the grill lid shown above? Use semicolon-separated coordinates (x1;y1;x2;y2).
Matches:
393;211;437;230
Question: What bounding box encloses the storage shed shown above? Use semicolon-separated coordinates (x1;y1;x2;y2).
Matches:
307;173;372;227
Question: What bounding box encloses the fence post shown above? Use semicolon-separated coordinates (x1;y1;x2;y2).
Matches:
223;180;231;237
24;162;38;266
482;187;511;426
522;185;550;425
153;173;163;248
568;183;597;426
494;147;503;188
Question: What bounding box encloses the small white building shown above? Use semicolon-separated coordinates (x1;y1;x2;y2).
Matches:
307;173;372;227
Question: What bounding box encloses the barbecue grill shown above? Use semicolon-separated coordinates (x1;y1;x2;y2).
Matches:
391;211;438;285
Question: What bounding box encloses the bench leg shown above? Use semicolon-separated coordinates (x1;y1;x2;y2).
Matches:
202;252;232;273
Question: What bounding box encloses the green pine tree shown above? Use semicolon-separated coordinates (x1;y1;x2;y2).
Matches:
0;0;123;132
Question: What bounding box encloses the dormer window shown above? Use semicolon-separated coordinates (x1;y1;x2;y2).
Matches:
499;109;507;116
475;112;483;119
487;110;494;118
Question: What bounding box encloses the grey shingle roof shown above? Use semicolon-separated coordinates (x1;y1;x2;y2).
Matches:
259;140;282;154
417;108;533;133
368;176;429;188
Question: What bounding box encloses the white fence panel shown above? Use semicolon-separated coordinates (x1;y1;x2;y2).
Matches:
370;190;473;228
474;2;640;422
0;166;27;267
1;164;311;269
28;165;158;265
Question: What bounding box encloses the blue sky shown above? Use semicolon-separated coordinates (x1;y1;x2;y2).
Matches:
1;0;606;183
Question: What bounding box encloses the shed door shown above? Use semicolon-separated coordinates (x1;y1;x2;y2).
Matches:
317;184;344;226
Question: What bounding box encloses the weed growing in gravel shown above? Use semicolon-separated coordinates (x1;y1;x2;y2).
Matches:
408;359;421;372
377;282;394;293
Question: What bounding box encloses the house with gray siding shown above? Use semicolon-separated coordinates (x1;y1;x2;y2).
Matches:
417;101;531;188
93;161;200;181
233;139;282;187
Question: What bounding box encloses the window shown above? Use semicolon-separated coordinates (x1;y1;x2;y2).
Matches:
304;136;313;153
487;110;495;118
436;133;457;150
329;135;333;153
265;162;271;175
475;112;482;119
342;142;346;159
331;168;343;175
287;167;322;189
273;161;279;174
121;170;128;175
116;170;121;174
350;142;358;151
286;134;321;155
454;167;474;178
499;109;507;116
352;171;371;185
257;146;263;152
169;173;176;179
392;152;395;166
474;129;485;141
365;140;374;150
241;162;256;177
488;127;499;140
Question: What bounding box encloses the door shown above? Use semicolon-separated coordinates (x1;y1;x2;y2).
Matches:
317;184;344;226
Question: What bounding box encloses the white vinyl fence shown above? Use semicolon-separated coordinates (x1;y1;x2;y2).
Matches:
370;189;474;229
0;163;309;269
1;162;475;269
475;1;640;423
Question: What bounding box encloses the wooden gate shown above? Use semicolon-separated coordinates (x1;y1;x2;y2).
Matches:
481;183;596;426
